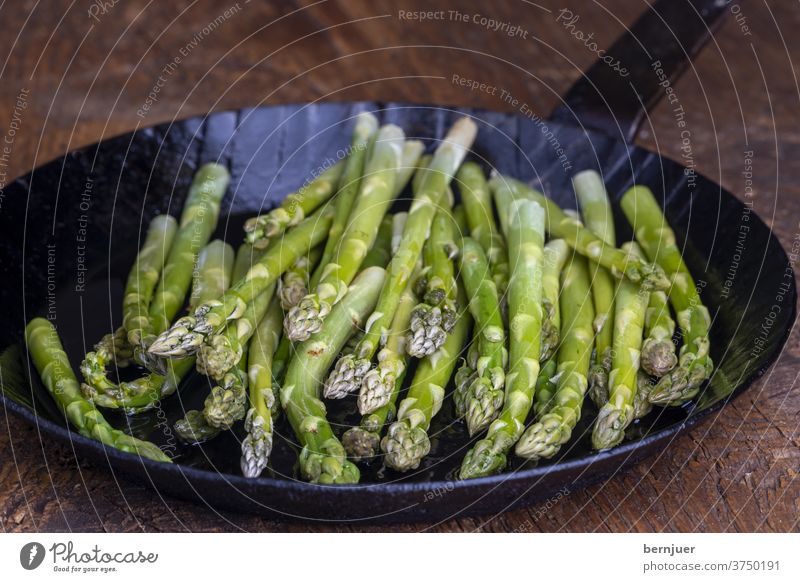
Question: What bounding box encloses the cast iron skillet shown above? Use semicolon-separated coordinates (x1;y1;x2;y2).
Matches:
0;0;795;523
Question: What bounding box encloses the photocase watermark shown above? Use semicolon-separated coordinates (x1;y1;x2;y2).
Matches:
652;60;696;189
87;0;122;23
137;3;244;119
555;9;629;77
451;74;573;172
46;244;58;322
721;0;753;37
21;541;159;574
20;542;46;570
398;9;529;39
422;481;455;502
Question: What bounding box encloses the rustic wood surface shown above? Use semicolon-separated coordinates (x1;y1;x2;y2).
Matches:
0;0;798;532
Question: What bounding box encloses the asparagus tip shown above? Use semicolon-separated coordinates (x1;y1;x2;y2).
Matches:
381;421;430;472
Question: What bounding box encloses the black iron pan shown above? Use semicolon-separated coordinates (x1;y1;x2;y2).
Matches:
0;0;795;523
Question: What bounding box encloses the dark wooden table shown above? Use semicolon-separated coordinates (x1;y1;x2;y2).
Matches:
1;0;798;532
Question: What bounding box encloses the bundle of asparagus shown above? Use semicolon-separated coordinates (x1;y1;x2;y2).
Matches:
26;117;713;485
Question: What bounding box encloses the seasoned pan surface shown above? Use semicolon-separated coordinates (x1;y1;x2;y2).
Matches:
0;102;793;522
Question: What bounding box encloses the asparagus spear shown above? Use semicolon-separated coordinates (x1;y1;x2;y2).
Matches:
452;237;507;436
456;161;509;296
244;160;345;249
459;198;545;479
242;295;285;477
26;318;171;463
80;215;178;394
324;117;478;399
641;290;678;377
633;371;655;419
382;282;472;471
407;206;459;358
283;125;405;341
620;185;713;404
490;175;669;291
148;205;334;358
82;240;235;413
149;163;229;337
343;280;419;460
281;267;386;484
573;170;618;407
360;215;394;271
540;239;570;361
279;245;323;312
123;215;178;348
532;357;559;418
515;254;595;460
358;272;419;414
592;242;650;450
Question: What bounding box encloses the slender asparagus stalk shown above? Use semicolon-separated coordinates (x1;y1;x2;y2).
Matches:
281;267;386;484
343;281;419;460
407;206;459;358
358;273;419;414
123;215;179;348
532;357;559;417
360;215;393;271
633;371;655;419
620;185;713;404
26;318;171;463
284;125;406;341
573;170;618;408
453;237;507;436
80;216;178;394
459;198;545;479
325;117;478;399
148;205;334;357
382;282;472;471
540;239;570;361
83;240;235;413
244;159;345;248
592;242;650;450
279;245;323;312
310;113;379;288
456;161;509;296
641;290;678;377
516;254;595;460
489;175;669;291
199;236;277;427
242;294;285;477
149;163;229;337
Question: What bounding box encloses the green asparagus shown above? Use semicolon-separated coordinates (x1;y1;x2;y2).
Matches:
540;239;570;361
83;240;235;413
453;237;507;436
244;160;345;249
641;290;678;377
148;205;334;357
456;161;509;296
279;245;323;312
592;242;650;450
26;318;171;463
284;125;406;341
459;198;545;479
532;357;559;418
490;175;669;291
620;185;713;404
325;117;478;399
573;170;618;408
382;282;472;471
407;206;459;358
281;267;386;483
516;254;595;460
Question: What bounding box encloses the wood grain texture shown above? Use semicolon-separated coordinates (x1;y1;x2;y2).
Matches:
0;0;798;532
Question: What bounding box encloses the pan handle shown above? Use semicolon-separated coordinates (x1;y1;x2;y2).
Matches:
549;0;728;143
